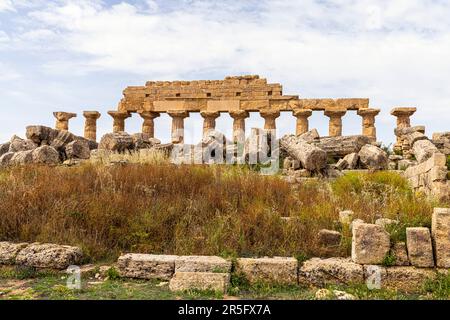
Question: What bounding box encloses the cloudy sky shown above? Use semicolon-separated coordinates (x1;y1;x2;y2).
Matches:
1;0;449;145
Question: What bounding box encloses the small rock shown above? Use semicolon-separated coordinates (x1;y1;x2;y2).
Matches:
32;146;60;165
406;227;434;268
358;144;388;170
315;288;332;300
65;140;91;159
333;290;357;300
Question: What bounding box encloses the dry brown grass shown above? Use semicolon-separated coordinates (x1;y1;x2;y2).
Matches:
0;163;444;262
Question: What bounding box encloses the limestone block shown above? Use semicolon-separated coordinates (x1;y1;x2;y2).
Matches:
0;242;29;264
235;257;298;285
9;135;37;153
336;159;348;170
169;272;230;293
432;208;450;268
298;129;320;143
317;229;341;247
351;223;390;264
412;139;440;163
15;243;82;269
65;140;91;160
132;133;161;150
299;258;364;287
0;152;14;166
31;146;60;165
280;135;327;171
429;166;448;182
99;132;135;153
0;142;10;157
10;150;34;165
358;144;388;170
405;132;427;146
175;256;232;273
392;242;410;266
117;254;178;280
364;266;436;293
343;153;359;169
406;227;434;268
397;159;417;170
339;210;354;225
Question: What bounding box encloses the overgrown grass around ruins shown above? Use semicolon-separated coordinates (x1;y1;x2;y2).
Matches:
0;162;446;262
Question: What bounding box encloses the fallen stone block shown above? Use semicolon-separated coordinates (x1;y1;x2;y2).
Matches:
169;272;230;293
235;257;298;285
392;242;410;266
280;135;327;171
412;139;440;163
358;144;388;170
99;132;135;153
65;140;91;160
406;227;434;268
299;258;364;287
10;150;34;165
343;153;359;169
9;135;37;153
117;254;178;280
0;242;29;265
317;229;341;247
364;265;437;293
351;223;390;265
432;208;450;268
335;159;348;170
32;146;60;165
0;142;10;157
0;152;14;166
15;243;82;269
314;135;371;158
175;256;232;273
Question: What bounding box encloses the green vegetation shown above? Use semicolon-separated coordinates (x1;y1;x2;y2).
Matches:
0;164;445;263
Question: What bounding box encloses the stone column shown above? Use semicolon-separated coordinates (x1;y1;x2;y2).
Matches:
83;111;101;141
357;108;380;141
229;110;249;144
138;111;160;138
53;112;77;131
324;109;347;137
107;111;131;133
260;110;280;130
200;111;220;137
293;109;313;135
391;107;417;151
168;110;189;144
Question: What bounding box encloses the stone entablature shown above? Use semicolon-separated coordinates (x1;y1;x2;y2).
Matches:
117;75;369;114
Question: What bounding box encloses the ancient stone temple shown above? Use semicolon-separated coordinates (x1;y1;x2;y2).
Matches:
53;75;380;143
108;75;377;143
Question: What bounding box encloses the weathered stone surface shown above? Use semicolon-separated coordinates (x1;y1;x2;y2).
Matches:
318;229;341;247
0;152;14;166
364;265;437;293
406;227;434;268
375;218;398;229
339;210;354;225
10;150;34;165
431;208;450;268
314;135;371;158
351;223;390;264
392;242;410;266
343;153;359;169
65;140;91;159
31;146;60;165
280;134;327;171
299;258;364;287
412;139;440;163
350;219;365;231
9;135;37;153
117;254;177;280
358;144;388;170
176;256;232;273
132;133;161;150
26;125;57;145
99;132;135;153
314;288;356;300
15;243;82;269
335;159;348;170
0;142;10;157
169;272;230;293
298;129;320;143
0;242;29;264
236;257;298;285
405;131;428;146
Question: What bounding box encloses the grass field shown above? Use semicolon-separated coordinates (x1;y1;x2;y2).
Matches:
0;161;447;263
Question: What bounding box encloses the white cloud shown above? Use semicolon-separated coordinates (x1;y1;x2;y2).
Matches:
0;0;449;144
0;0;14;12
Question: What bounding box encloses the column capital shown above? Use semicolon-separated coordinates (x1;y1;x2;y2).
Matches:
200;111;220;119
324;109;347;117
138;110;160;120
167;110;189;118
293;109;313;118
53;112;77;121
260;110;280;118
83;111;101;120
357;108;380;117
229;110;249;120
107;111;131;120
390;107;417;117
